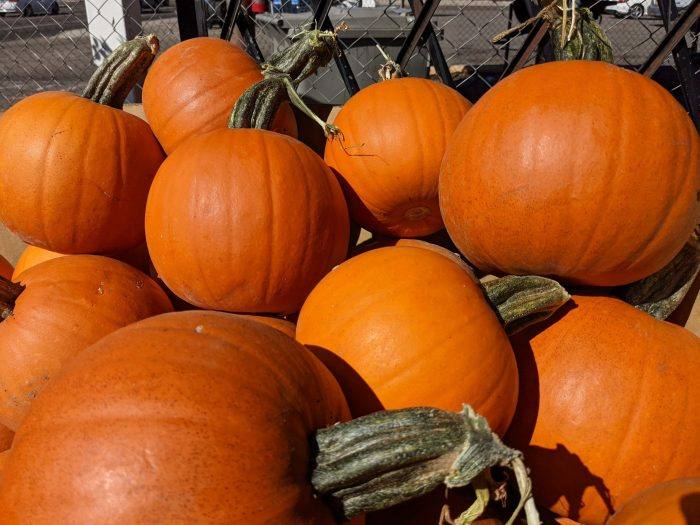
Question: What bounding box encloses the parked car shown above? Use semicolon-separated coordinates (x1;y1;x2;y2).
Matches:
647;0;692;17
605;0;652;18
0;0;59;16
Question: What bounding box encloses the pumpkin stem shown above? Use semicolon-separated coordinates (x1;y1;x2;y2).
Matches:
616;232;700;320
82;34;160;109
312;405;540;524
0;276;24;321
229;28;341;136
376;44;405;81
491;3;612;62
482;275;570;335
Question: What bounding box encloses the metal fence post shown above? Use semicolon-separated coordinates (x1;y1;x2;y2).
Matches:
176;0;209;40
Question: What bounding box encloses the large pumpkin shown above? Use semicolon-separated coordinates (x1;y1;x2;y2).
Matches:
143;37;297;154
607;477;700;524
439;61;699;286
0;255;172;430
506;295;700;524
296;245;518;435
145;128;349;314
325;77;471;238
0;311;350;523
244;315;296;338
0;37;165;254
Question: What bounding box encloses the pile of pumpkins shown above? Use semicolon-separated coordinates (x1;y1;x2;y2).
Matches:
0;28;697;525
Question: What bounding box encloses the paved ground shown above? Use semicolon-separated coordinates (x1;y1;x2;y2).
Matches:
0;1;673;108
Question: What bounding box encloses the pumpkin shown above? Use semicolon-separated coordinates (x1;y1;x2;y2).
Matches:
439;61;699;286
0;424;12;452
12;243;151;281
142;37;297;154
0;255;12;280
0;449;8;480
296;245;518;435
0;255;172;430
325;77;471;238
505;295;700;524
145;128;349;314
0;311;350;523
607;477;700;524
0;36;165;255
245;315;296;338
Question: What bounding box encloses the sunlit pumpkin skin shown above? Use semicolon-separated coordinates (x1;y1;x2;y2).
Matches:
506;295;700;524
440;61;699;286
325;78;471;238
0;255;12;280
607;477;700;525
0;311;350;523
296;245;518;435
245;315;296;338
0;449;8;480
12;243;151;281
146;129;349;314
0;92;165;254
0;255;172;430
143;37;297;154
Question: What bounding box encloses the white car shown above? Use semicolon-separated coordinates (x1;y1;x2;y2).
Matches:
0;0;59;16
605;0;652;18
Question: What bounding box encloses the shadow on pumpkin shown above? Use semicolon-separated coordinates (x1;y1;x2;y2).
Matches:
681;492;700;522
305;345;384;418
505;301;614;522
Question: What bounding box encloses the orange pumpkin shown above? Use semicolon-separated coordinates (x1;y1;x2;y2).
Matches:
0;255;172;430
0;311;350;523
12;243;151;281
143;37;297;154
506;295;700;524
0;38;165;254
439;61;699;286
296;245;518;435
326;78;471;238
0;424;12;452
0;255;12;280
607;477;700;524
244;315;296;338
145;129;349;314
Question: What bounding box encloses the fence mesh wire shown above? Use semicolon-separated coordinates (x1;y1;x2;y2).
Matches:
0;0;697;110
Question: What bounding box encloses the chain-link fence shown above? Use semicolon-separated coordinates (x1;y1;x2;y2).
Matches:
0;0;697;110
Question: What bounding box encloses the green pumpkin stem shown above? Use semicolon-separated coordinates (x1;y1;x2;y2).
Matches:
229;28;341;136
616;232;700;320
483;275;571;335
82;34;160;109
0;276;24;321
491;1;612;62
312;405;540;524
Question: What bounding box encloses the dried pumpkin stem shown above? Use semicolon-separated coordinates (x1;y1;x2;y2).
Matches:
312;405;540;524
376;44;404;81
0;276;24;321
229;28;340;135
616;234;700;320
482;275;570;335
82;34;160;109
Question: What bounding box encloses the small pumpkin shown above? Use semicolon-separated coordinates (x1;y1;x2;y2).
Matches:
325;77;471;238
142;37;297;154
506;295;700;524
244;315;296;338
0;311;349;522
439;61;699;286
0;255;172;430
146;128;349;314
297;245;519;434
0;36;165;254
12;243;151;281
607;477;700;524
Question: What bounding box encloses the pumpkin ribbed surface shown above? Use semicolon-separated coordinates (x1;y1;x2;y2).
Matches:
11;246;62;281
439;61;699;286
244;315;296;338
0;255;173;430
143;37;297;154
0;311;349;523
296;245;518;435
607;477;700;525
0;92;164;254
506;295;700;524
326;77;471;238
145;128;349;314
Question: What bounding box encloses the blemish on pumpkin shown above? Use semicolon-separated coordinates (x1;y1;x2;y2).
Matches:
135;280;144;289
97;282;105;295
404;207;430;221
195;325;204;334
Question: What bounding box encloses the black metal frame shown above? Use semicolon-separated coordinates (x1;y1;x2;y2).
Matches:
175;0;209;40
220;0;265;62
